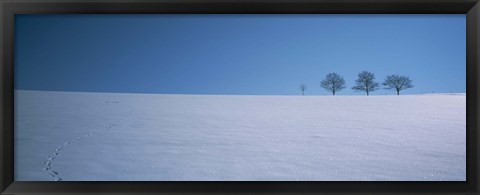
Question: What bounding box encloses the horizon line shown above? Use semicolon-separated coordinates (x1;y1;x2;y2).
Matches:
14;89;467;96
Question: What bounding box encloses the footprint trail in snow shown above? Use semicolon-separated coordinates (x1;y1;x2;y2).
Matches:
41;101;134;181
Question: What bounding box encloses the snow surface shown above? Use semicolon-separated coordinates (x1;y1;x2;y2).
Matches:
14;90;466;181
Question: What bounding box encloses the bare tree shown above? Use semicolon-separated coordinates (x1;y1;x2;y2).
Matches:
299;84;307;96
320;73;346;95
352;71;379;96
382;74;413;95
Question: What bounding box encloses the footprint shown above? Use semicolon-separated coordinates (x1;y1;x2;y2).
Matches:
42;103;134;181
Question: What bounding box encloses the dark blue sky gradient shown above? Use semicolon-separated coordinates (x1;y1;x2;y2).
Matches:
14;14;466;95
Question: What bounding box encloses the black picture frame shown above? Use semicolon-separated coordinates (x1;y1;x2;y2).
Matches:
1;0;479;194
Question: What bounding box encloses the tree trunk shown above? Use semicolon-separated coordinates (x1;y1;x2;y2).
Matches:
396;89;400;95
333;91;335;95
367;91;369;96
302;91;304;96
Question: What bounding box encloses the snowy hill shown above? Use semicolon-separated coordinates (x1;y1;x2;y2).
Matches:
14;90;466;181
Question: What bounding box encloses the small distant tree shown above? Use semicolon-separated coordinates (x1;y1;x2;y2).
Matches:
352;71;379;96
382;74;413;95
320;73;346;95
300;84;307;96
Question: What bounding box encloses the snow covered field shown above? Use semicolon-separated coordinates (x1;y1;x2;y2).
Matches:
14;90;466;181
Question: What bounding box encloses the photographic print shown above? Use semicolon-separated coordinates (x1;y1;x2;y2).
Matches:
14;14;466;181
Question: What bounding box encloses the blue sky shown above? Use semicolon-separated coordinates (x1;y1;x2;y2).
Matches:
15;14;466;95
